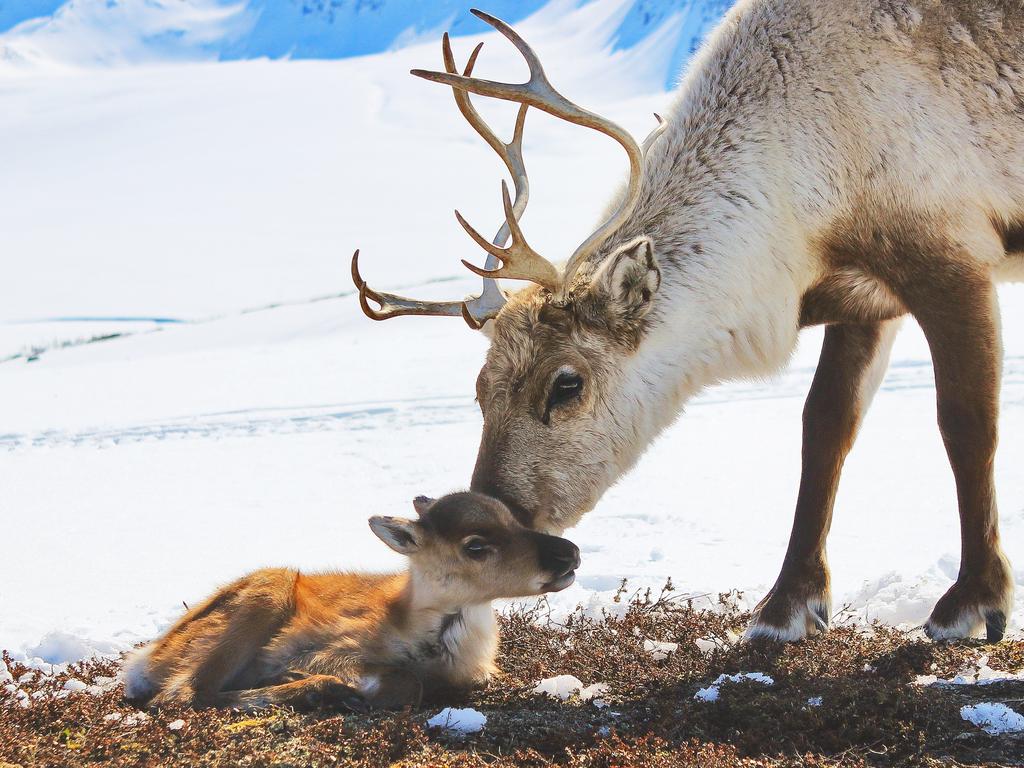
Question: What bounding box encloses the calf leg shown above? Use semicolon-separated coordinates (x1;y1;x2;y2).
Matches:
147;570;297;707
214;674;368;712
904;273;1012;641
747;318;902;640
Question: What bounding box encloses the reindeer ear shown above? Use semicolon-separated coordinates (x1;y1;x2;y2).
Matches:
412;496;436;516
369;516;421;554
589;236;660;319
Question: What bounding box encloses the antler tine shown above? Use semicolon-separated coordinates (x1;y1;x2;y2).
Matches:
414;11;660;302
441;32;531;325
351;35;536;327
351;250;464;321
455;180;560;292
642;113;668;155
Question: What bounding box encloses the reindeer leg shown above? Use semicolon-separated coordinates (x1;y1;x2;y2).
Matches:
747;318;902;641
903;272;1013;642
358;666;426;709
213;674;368;712
147;570;296;708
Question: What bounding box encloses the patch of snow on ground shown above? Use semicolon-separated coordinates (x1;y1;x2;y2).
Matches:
25;631;121;665
533;675;609;702
914;656;1024;687
961;703;1024;735
427;707;487;734
694;672;775;702
643;639;678;660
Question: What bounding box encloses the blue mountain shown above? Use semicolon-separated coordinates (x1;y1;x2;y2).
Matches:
1;0;731;88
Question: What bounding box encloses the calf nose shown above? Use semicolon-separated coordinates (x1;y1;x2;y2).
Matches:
539;536;581;576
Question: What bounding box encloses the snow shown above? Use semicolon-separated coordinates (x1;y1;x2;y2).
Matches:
3;0;1024;668
168;718;186;731
914;656;1024;687
0;0;727;88
26;631;121;665
960;703;1024;735
533;675;608;702
807;697;823;708
643;639;678;660
694;672;774;702
427;707;487;734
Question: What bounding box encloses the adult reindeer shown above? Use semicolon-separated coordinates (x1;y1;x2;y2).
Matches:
352;1;1024;642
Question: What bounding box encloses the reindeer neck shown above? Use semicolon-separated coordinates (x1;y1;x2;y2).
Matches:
385;572;497;681
601;92;809;452
628;52;810;398
390;571;495;639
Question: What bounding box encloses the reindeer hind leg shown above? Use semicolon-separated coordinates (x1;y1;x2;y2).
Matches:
148;570;299;707
890;248;1012;642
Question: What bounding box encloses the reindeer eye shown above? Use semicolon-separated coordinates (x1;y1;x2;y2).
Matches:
462;537;490;560
547;371;584;409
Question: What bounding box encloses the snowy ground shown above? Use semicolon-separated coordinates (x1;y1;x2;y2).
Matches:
3;6;1024;664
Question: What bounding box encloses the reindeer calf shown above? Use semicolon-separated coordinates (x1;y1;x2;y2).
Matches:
122;492;580;710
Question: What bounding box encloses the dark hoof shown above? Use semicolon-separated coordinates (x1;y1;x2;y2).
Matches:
811;603;830;633
985;610;1006;643
310;680;369;712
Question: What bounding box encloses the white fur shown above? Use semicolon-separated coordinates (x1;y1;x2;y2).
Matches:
566;0;1024;636
472;0;1023;639
120;644;155;701
440;603;498;685
745;595;831;643
857;318;904;411
924;610;986;642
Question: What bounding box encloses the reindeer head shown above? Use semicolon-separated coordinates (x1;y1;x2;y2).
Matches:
369;492;580;606
353;11;666;532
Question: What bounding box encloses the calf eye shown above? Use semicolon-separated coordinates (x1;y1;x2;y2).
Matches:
547;371;584;410
462;537;490;560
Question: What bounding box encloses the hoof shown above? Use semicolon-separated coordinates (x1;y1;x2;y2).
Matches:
746;591;831;642
318;680;369;712
924;567;1013;642
298;677;370;712
985;609;1007;643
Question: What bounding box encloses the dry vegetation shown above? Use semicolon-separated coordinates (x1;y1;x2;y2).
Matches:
3;584;1024;767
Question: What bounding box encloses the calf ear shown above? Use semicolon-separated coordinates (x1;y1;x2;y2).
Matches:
369;516;421;554
589;236;660;319
412;496;436;516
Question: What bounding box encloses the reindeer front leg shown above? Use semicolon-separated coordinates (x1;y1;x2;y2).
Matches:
747;319;902;640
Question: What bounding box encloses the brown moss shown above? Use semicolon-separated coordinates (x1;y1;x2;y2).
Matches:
2;586;1023;767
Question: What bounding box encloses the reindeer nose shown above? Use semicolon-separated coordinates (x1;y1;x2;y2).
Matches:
539;536;581;576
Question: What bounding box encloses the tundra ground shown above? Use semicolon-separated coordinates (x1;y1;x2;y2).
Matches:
3;587;1023;768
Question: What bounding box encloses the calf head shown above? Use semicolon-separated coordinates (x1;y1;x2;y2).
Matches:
369;492;580;607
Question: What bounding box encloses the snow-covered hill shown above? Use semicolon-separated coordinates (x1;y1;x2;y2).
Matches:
3;0;1024;672
0;0;730;87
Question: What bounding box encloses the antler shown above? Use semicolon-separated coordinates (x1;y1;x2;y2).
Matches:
352;34;532;328
412;8;666;302
455;179;559;292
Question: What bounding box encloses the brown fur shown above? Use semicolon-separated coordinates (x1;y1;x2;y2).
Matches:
751;321;894;635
